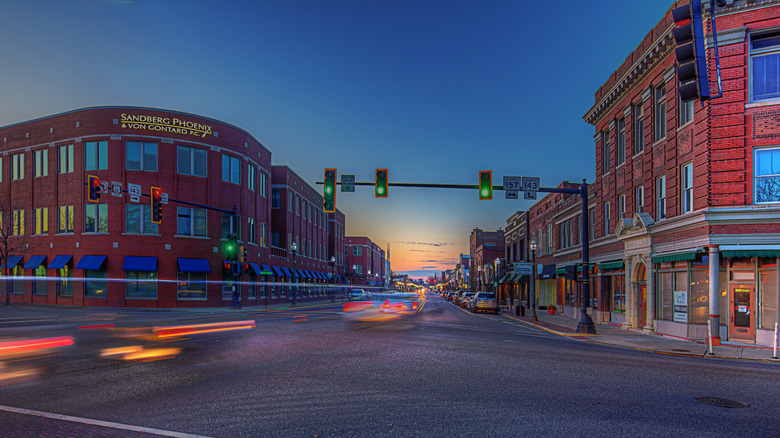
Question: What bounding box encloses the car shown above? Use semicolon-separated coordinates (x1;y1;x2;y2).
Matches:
470;292;498;314
348;289;366;301
458;291;476;308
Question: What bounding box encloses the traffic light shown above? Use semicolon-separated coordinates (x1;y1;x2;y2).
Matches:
375;169;388;198
151;187;163;224
87;175;101;202
479;170;493;200
238;245;248;263
672;0;709;101
323;168;336;213
225;234;237;260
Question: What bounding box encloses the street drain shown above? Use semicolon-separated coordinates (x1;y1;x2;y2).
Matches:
694;397;750;408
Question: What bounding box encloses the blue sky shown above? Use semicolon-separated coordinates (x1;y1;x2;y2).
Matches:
0;0;675;278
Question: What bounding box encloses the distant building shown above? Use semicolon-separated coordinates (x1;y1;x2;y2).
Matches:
345;236;386;287
469;228;505;292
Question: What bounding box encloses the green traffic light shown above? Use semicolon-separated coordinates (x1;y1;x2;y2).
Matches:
479;170;493;200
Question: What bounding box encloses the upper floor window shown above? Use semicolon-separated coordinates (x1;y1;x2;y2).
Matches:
259;172;267;197
602;130;610;174
59;145;73;174
58;205;74;234
546;224;552;254
755;147;780;203
126;141;157;171
657;176;667;220
680;96;694;126
222;212;240;239
636;185;644;214
353;246;362;256
604;202;611;235
12;153;24;180
177;145;207;177
272;189;281;208
248;217;257;244
750;32;780;102
618;193;626;220
126;204;158;235
34;149;48;177
617;118;625;165
288;191;293;212
654;85;666;141
177;207;207;237
259;222;268;247
12;209;24;236
84;203;108;233
589;209;595;241
85;140;108;171
221;154;240;184
634;103;644;153
34;207;48;235
681;163;694;214
248;165;256;191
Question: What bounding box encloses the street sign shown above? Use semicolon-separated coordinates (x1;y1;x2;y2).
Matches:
506;190;518;199
514;262;532;275
111;181;123;197
99;180;109;194
503;176;521;191
522;176;540;191
341;175;355;192
128;183;141;196
161;193;169;205
524;191;537;200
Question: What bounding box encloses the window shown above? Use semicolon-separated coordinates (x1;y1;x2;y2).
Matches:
259;172;267;197
546;224;553;254
296;196;300;216
272;231;281;248
12;209;24;236
57;262;73;297
353;246;362;256
34;207;48;235
634;103;644;153
177;207;207;237
84;204;108;233
33;265;47;296
125;204;158;234
126;270;157;299
353;264;363;274
602;130;610;174
84;267;108;298
0;157;3;182
247;272;257;299
248;165;256;191
272;189;280;208
85;140;108;171
750;32;780;102
636;186;644;214
289;191;293;212
59;145;74;173
10;265;23;294
604;202;611;235
222;213;240;239
589;209;595;241
259;222;267;247
58;205;74;234
177;145;207;177
754;147;780;203
248;217;257;244
680;96;694;126
12;153;24;180
657;176;667;220
126;141;158;171
34;149;48;177
681;163;694;214
610;275;625;312
178;270;207;300
654;85;666;141
618;194;626;221
617;118;625;165
222;154;240;184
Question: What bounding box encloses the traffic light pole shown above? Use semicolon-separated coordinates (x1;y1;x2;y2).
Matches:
228;206;242;310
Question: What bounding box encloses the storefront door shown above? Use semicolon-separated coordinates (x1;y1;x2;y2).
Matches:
729;285;755;342
640;285;647;327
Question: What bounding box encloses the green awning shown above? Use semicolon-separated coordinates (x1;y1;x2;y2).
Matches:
577;264;596;272
651;251;698;264
598;260;624;270
555;267;566;275
720;246;780;258
514;274;529;282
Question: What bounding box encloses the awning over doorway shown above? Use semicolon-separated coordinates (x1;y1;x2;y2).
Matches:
538;264;556;280
49;255;73;270
23;255;46;270
177;258;210;273
122;256;156;272
76;255;107;271
719;245;780;258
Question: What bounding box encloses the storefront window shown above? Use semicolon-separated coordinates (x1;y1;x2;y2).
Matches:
248;272;257;299
58;264;73;297
610;274;625;312
658;271;673;321
760;270;778;329
177;271;207;299
84;268;108;298
33;265;47;296
125;271;157;299
689;270;708;324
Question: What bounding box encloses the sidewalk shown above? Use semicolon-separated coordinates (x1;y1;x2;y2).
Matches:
500;309;780;363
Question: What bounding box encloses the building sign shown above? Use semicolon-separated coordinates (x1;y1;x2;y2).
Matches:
514;262;532;275
673;290;688;323
120;113;213;138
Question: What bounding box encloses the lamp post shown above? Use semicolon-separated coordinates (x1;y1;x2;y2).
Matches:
330;256;336;302
478;265;482;292
530;238;538;321
495;258;500;294
290;241;298;307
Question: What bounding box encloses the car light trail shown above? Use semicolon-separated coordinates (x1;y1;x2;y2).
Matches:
153;320;256;339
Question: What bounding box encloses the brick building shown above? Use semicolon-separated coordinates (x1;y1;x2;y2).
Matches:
469;228;505;293
327;208;347;284
345;236;386;286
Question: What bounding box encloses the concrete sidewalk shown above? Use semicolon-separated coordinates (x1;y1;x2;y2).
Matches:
501;309;780;363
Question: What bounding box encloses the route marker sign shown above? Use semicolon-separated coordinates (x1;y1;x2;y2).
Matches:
503;176;521;191
522;176;540;192
524;191;537;200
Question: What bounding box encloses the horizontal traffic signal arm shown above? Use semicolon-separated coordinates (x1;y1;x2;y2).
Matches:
80;182;236;214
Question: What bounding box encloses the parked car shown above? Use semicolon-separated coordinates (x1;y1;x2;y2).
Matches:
458;291;476;308
445;291;457;301
348;289;366;301
470;292;499;314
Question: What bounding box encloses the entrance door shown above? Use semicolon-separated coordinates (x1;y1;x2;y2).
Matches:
729;285;755;342
639;285;647;327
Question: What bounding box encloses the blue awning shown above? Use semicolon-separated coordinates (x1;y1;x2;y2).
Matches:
260;264;274;275
49;255;73;270
248;262;262;275
539;264;556;280
314;271;324;279
76;255;107;270
271;265;284;277
23;255;46;270
4;255;23;269
281;266;293;277
177;258;210;273
123;256;157;272
302;270;312;279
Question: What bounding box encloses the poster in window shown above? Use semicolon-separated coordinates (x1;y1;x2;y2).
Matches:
673;290;688;323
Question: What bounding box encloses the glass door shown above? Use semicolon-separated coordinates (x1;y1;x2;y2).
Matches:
729;285;755;342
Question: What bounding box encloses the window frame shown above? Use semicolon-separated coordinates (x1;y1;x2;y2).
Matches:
617;118;626;165
125;141;158;172
681;162;694;214
34;207;48;235
654;84;667;142
58;205;74;234
125;204;159;235
749;30;780;103
636;185;644;214
12;153;24;180
604;202;611;236
177;207;207;237
657;175;667;220
34;149;48;177
634;103;644;154
177;145;207;177
84;203;108;233
221;154;240;184
602;129;610;175
59;145;74;174
680;95;694;126
84;140;108;171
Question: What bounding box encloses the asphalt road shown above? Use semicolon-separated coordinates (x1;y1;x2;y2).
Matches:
1;293;779;437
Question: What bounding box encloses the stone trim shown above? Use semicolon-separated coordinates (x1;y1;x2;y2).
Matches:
706;26;747;48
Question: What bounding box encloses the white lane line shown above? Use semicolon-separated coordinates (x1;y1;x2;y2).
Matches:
0;404;213;438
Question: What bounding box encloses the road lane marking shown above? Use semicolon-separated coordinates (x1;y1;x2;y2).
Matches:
0;404;213;437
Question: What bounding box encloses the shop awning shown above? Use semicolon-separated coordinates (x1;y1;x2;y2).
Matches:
314;271;324;280
76;255;107;271
281;267;293;277
259;264;274;275
4;255;23;269
24;255;47;270
122;256;157;272
577;264;596;272
49;255;73;270
177;258;210;273
651;249;701;264
719;245;780;258
516;274;529;282
248;262;262;275
539;264;556;280
302;270;313;279
498;274;511;283
271;265;284;277
555;267;567;275
598;260;624;271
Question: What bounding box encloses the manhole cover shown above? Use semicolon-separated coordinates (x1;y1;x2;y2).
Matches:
694;397;750;408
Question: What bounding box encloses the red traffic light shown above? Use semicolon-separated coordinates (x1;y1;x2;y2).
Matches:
87;175;102;202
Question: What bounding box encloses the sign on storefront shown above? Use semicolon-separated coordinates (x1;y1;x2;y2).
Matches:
673;290;688;323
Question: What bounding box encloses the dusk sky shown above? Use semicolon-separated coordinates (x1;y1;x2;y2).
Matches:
0;0;674;278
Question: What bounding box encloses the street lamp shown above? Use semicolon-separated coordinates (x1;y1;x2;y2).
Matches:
530;238;538;321
478;265;482;292
330;256;336;302
495;258;500;294
290;241;298;307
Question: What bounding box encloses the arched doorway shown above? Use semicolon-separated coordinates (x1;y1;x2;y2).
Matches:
634;261;647;327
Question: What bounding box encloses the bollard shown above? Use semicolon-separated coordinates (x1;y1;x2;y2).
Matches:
774;322;778;360
707;320;714;356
